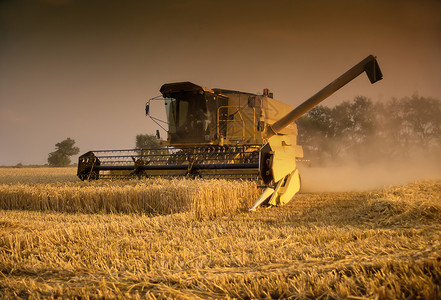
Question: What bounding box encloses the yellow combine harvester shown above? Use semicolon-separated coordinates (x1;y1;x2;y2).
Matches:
78;55;382;210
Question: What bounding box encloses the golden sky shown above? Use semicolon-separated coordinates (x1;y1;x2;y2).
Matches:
1;0;440;165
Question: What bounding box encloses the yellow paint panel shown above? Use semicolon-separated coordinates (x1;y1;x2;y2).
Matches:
279;169;301;205
268;135;297;182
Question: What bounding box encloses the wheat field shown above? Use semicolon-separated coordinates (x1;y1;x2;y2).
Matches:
0;167;440;299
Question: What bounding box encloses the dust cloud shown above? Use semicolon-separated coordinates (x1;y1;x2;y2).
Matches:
296;95;441;192
299;154;441;193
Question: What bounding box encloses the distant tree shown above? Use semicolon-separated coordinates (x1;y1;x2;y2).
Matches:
332;96;376;161
297;105;334;163
297;95;441;165
136;134;161;149
297;106;333;144
401;95;441;148
297;97;376;163
48;138;80;167
374;95;441;157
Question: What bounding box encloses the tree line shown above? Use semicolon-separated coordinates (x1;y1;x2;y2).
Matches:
296;95;441;165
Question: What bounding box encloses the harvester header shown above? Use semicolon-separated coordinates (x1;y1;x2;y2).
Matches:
77;55;383;210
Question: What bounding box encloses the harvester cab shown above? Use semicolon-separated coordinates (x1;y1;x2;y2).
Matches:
145;81;295;147
78;55;383;210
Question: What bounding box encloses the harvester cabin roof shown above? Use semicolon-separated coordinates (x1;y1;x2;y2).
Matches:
212;88;257;97
160;82;214;98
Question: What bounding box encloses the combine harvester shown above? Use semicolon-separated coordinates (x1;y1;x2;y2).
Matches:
78;55;382;210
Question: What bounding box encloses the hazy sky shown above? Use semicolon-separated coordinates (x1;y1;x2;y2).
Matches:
1;0;440;165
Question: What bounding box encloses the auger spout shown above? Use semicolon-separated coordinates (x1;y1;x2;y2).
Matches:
265;55;382;138
250;55;383;211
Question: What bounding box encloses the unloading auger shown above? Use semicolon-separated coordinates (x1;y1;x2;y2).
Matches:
249;55;382;210
77;55;382;210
